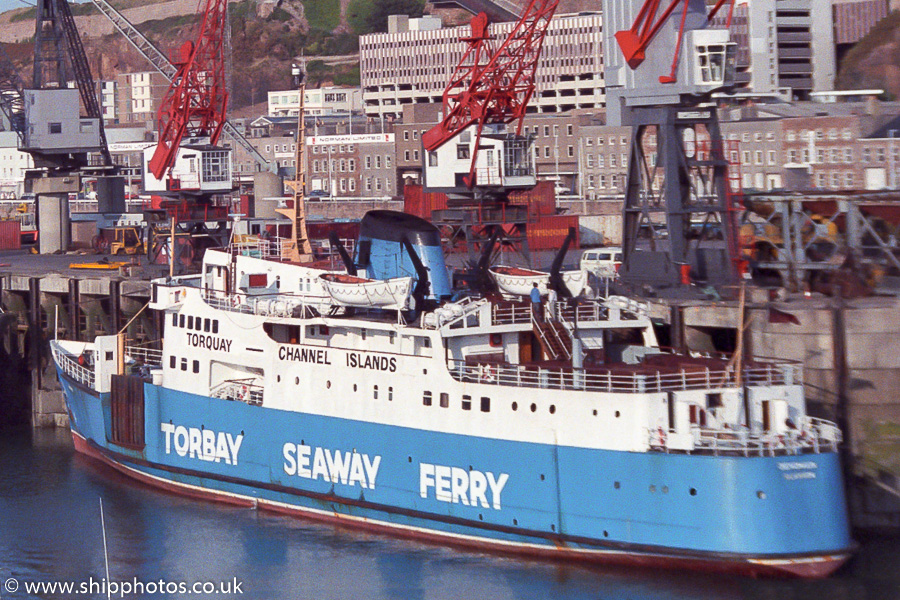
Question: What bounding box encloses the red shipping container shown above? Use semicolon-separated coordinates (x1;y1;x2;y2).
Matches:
0;220;21;251
509;180;556;216
404;185;449;220
527;214;579;251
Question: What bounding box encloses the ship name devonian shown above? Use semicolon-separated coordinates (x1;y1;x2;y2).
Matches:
278;346;332;364
283;443;382;489
186;333;232;352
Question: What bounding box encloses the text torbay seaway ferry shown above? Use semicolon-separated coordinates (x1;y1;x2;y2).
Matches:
52;211;854;578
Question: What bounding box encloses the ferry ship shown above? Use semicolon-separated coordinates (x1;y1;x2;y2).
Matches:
52;211;853;578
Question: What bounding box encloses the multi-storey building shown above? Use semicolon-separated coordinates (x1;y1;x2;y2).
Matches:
98;71;170;127
723;0;887;99
267;86;364;117
307;133;397;198
719;108;784;191
0;131;34;197
360;12;604;121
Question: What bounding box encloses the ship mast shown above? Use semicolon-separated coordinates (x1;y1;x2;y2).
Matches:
277;60;313;263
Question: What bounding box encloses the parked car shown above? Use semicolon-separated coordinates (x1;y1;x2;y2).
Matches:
580;246;622;277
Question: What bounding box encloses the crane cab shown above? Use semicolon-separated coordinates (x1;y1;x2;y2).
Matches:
686;29;736;91
21;89;102;162
423;124;536;195
142;141;233;196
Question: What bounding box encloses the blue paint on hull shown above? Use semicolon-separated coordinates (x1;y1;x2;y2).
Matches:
56;368;853;571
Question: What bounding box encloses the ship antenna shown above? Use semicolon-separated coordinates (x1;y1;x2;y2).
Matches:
100;497;112;600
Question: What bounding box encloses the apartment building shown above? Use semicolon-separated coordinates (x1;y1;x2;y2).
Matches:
360;12;604;121
268;86;364;117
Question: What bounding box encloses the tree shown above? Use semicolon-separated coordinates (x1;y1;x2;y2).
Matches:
347;0;426;36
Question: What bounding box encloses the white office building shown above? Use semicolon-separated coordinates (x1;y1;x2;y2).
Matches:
360;12;605;120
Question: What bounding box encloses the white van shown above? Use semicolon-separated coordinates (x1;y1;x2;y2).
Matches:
580;247;622;277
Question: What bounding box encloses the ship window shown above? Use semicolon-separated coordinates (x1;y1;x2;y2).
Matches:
423;391;432;406
440;393;449;408
172;313;177;327
388;387;393;401
180;358;187;371
489;333;502;347
169;356;176;368
361;329;366;340
187;316;194;329
423;337;431;348
707;392;723;408
212;320;219;334
179;314;185;328
462;395;472;411
194;318;201;331
192;360;199;373
373;385;378;400
389;331;396;344
320;325;329;336
204;318;210;332
480;397;490;412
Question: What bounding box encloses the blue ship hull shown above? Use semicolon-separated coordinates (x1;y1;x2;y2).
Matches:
58;368;854;578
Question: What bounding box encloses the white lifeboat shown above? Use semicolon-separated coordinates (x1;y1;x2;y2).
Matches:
320;273;413;310
489;266;587;298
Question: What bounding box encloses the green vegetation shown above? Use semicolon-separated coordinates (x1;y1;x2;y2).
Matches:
347;0;425;35
836;10;900;99
302;0;341;32
333;64;360;87
9;8;35;23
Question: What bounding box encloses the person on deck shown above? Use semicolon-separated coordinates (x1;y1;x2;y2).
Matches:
530;282;543;323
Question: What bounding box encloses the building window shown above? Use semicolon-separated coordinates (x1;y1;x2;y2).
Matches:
457;144;470;160
567;145;574;158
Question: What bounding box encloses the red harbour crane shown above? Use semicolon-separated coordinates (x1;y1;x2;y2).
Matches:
422;0;559;187
147;0;229;181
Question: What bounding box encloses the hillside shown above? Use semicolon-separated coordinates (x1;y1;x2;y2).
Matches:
0;0;599;112
836;10;900;100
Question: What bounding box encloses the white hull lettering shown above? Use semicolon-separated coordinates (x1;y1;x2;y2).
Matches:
346;352;397;373
278;346;332;365
186;333;232;353
420;462;509;510
160;423;243;465
283;443;381;489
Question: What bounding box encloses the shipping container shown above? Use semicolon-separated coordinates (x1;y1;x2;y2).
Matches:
579;215;623;246
508;180;556;216
404;185;449;220
0;220;20;251
527;214;579;251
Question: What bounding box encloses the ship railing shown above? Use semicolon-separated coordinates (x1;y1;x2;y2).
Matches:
448;359;803;393
51;344;95;389
210;379;263;406
649;416;842;456
125;346;163;367
201;289;322;319
492;299;621;327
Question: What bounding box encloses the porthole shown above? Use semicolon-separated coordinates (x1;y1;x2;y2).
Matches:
276;375;281;382
295;377;299;385
326;381;331;389
614;481;620;489
690;488;698;496
512;402;518;411
513;519;518;526
649;485;656;493
540;474;545;481
615;410;620;418
353;384;358;392
662;486;669;494
549;405;556;414
757;490;766;500
592;409;598;416
603;530;609;538
530;403;537;413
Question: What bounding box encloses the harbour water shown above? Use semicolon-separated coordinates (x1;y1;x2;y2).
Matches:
1;419;899;599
